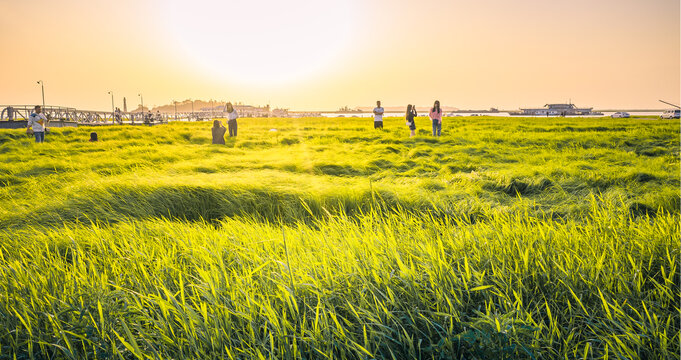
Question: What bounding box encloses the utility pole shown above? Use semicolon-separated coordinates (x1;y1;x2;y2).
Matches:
173;100;177;121
36;80;45;108
107;91;114;123
191;99;194;121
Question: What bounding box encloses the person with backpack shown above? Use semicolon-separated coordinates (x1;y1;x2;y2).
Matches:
429;100;442;137
405;104;417;137
226;102;238;137
27;105;48;143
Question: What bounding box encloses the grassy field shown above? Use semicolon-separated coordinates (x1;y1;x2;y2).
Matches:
0;116;678;359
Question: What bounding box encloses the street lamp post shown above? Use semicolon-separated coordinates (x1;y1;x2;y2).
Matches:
138;93;144;112
107;91;115;123
173;100;177;121
36;80;45;109
138;93;144;123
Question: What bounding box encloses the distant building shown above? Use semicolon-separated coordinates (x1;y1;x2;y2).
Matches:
271;108;289;117
290;112;322;118
234;104;270;117
338;106;362;113
198;104;276;117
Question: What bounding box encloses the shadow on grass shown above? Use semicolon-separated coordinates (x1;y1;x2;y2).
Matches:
0;183;504;230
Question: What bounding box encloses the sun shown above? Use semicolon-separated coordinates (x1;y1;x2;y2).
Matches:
161;0;359;86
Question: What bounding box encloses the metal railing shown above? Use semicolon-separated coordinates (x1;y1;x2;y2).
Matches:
1;105;278;125
1;105;169;125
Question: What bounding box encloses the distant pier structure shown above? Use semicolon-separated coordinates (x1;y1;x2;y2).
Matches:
1;102;292;127
0;104;169;126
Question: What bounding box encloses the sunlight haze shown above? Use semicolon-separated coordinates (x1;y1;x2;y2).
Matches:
1;0;679;110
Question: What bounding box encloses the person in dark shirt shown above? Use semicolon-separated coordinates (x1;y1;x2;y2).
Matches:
405;104;417;137
211;120;226;144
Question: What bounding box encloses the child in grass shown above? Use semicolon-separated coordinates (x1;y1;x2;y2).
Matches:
211;120;226;144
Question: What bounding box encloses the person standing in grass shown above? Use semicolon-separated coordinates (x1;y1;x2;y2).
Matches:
373;100;384;130
211;120;226;144
429;100;442;137
114;108;122;124
405;104;417;137
226;102;238;137
27;105;48;143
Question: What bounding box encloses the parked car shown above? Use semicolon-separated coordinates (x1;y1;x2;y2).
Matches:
660;109;680;119
611;112;630;118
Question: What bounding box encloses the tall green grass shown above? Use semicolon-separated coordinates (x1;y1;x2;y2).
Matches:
0;116;678;358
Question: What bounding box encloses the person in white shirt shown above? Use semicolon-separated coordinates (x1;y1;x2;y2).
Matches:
373;100;384;130
27;105;48;143
226;102;239;137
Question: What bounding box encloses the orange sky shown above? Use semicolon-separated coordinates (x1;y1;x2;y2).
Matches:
1;0;679;111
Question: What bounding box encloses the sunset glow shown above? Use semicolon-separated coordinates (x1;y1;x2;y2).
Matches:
1;0;679;110
161;0;359;85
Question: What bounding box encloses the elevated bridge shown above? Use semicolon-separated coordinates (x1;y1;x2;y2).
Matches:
1;105;273;127
0;105;170;125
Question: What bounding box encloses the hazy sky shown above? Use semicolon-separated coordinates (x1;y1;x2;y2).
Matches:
1;0;679;111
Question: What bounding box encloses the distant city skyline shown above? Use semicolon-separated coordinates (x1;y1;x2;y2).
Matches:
1;0;679;111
